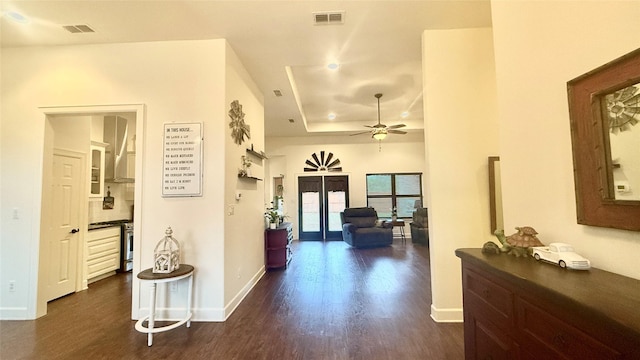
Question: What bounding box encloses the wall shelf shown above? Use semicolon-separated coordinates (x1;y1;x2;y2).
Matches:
238;174;262;181
246;148;267;160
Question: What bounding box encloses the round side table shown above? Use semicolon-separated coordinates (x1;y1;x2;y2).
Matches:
135;264;194;346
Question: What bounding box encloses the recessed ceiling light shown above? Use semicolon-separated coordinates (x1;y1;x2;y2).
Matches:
327;63;340;70
401;111;409;118
328;113;336;120
4;11;29;24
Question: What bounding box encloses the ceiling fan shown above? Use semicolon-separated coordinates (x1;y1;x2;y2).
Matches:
351;93;407;140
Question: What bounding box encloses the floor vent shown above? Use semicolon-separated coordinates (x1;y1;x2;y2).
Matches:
313;11;344;25
63;24;95;33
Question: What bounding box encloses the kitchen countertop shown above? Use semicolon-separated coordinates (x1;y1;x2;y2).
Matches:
88;219;131;231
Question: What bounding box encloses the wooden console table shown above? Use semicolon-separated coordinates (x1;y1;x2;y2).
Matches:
456;249;640;359
135;264;194;346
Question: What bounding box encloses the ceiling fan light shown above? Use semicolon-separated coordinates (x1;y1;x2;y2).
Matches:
5;11;29;24
373;131;387;140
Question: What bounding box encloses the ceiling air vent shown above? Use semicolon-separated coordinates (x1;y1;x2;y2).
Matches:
313;11;345;25
63;24;95;33
273;89;283;97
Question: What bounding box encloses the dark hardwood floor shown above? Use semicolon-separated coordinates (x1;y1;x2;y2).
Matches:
0;240;464;359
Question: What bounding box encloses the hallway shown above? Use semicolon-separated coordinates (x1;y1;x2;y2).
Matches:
1;241;464;359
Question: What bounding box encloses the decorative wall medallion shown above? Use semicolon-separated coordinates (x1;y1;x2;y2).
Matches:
228;100;251;145
304;151;342;172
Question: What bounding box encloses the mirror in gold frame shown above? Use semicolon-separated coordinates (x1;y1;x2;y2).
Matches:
567;47;640;231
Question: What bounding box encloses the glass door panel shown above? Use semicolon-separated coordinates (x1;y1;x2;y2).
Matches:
298;175;349;241
301;192;321;232
298;176;323;240
327;191;346;232
324;175;349;240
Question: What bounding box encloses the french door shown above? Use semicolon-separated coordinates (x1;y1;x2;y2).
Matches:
298;175;349;241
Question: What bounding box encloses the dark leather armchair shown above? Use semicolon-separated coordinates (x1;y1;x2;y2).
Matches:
410;208;429;246
340;207;393;248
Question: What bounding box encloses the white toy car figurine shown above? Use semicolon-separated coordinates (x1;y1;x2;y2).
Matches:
531;242;591;270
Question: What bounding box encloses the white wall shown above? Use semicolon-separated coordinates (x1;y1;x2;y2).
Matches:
422;27;499;322
266;133;426;238
491;0;640;279
1;39;265;320
223;42;266;313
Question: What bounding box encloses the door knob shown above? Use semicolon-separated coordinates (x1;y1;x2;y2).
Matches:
70;228;80;234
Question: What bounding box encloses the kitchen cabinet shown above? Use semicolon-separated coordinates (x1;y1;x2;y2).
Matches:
456;248;640;359
89;142;107;199
87;226;121;282
265;222;292;270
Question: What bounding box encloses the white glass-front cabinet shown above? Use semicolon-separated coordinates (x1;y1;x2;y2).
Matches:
90;141;108;198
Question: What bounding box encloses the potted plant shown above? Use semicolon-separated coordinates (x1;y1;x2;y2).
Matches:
265;209;279;229
241;155;252;177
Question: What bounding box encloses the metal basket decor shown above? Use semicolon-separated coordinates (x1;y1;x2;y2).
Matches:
153;227;181;274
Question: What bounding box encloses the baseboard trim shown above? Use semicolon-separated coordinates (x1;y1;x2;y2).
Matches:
223;266;266;320
0;307;30;320
88;271;115;284
135;267;266;322
430;304;463;323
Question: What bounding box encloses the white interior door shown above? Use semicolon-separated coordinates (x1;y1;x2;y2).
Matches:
48;152;82;301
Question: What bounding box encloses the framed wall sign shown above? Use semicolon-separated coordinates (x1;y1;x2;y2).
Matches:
162;123;203;197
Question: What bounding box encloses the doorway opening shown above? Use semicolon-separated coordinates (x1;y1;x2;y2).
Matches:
298;175;349;241
37;104;144;319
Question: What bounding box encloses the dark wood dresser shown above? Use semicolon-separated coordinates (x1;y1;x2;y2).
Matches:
456;248;640;359
265;222;292;270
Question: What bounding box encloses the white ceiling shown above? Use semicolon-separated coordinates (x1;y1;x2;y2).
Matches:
1;0;492;138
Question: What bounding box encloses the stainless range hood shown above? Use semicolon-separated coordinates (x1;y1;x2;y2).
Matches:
104;115;134;183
